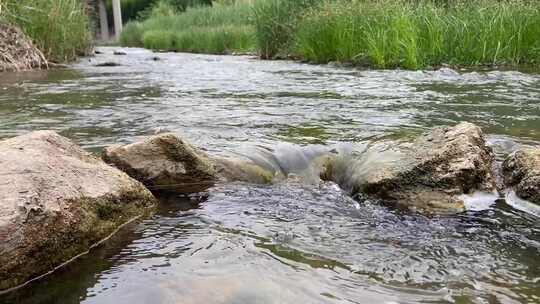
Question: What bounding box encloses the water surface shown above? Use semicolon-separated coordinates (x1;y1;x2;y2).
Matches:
0;47;539;303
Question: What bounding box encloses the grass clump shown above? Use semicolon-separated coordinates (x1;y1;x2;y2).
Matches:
107;0;213;22
175;25;255;53
293;0;540;69
120;22;145;47
121;1;256;54
252;0;321;59
0;0;91;63
142;30;176;50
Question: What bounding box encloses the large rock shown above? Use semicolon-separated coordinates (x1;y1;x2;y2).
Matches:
0;131;156;291
325;122;497;213
102;133;274;194
502;149;540;205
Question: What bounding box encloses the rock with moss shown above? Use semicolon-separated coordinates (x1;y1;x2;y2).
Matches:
502;149;540;205
0;131;157;292
324;122;497;213
102;133;275;194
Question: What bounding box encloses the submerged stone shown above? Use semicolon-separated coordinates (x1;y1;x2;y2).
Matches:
102;133;275;194
502;149;540;205
324;122;497;213
0;131;156;292
95;62;121;67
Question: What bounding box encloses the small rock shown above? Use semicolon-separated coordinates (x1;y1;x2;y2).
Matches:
103;134;218;194
102;133;274;195
502;149;540;205
113;51;127;55
95;62;121;67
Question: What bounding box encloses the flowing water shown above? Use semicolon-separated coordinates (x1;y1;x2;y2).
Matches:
0;47;539;304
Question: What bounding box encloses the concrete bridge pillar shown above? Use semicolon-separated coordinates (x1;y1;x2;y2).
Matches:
98;0;109;41
112;0;123;40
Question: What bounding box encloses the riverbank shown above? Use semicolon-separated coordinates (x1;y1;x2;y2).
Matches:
121;0;540;69
0;23;47;72
120;1;255;54
0;0;92;68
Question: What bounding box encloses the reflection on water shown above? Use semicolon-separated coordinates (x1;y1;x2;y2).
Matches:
1;48;539;154
0;48;539;303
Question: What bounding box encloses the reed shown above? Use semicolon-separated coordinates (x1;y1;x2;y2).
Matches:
293;0;540;68
174;25;255;53
121;1;255;54
122;0;540;69
252;0;320;59
1;0;91;63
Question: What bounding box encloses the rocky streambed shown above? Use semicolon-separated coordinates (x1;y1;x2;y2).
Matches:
1;122;539;296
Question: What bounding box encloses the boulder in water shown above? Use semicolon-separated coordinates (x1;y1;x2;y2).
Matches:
102;133;274;194
502;149;540;205
0;131;156;292
325;122;497;213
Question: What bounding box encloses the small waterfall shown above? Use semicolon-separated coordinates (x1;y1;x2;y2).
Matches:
326;142;407;194
235;142;354;184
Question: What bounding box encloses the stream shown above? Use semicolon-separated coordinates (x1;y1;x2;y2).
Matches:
0;47;539;303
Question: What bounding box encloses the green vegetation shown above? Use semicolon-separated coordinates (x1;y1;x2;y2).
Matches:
253;0;320;59
123;0;540;69
293;0;540;68
0;0;92;63
108;0;214;23
121;1;255;54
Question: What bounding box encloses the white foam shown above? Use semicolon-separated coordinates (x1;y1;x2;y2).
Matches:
460;191;499;211
505;190;540;217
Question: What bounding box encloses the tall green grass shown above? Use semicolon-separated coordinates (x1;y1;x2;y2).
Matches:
1;0;92;63
120;1;255;54
252;0;320;59
293;0;540;68
105;0;213;22
122;0;540;69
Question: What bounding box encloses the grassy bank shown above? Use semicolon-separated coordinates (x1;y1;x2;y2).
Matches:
106;0;213;23
253;0;321;59
123;0;540;69
0;0;91;63
120;1;255;54
292;0;540;68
